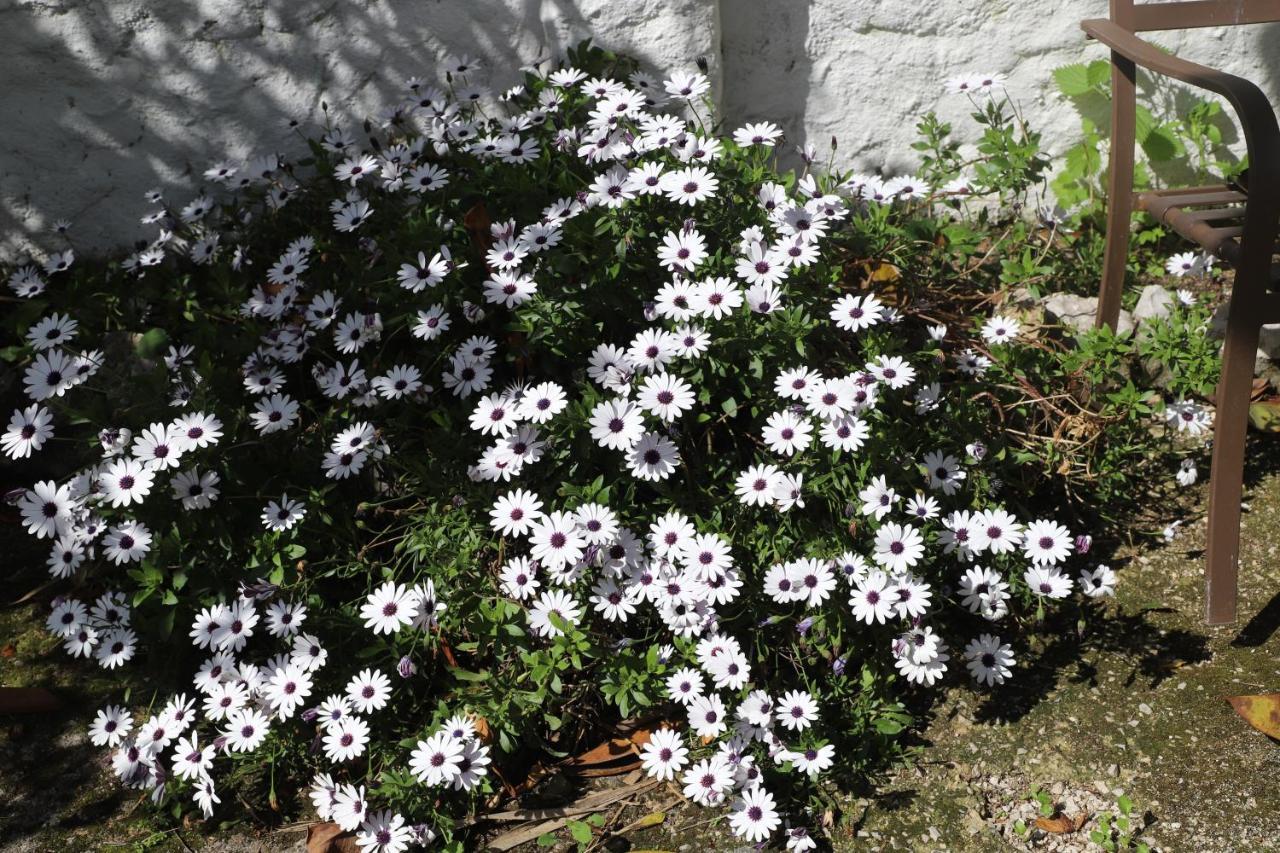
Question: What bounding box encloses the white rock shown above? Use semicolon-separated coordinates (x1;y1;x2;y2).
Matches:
1042;292;1134;337
1133;285;1174;324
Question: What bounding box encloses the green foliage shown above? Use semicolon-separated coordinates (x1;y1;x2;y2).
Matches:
1;40;1221;843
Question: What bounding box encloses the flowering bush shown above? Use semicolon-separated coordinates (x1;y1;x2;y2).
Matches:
4;45;1197;850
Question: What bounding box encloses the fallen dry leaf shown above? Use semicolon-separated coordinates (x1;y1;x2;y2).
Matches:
864;260;901;284
472;715;492;744
1226;693;1280;739
621;812;666;832
562;726;658;777
488;817;566;851
566;736;638;767
305;822;361;853
1035;813;1087;834
483;778;660;823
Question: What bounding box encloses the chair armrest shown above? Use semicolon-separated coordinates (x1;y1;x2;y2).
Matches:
1082;19;1280;193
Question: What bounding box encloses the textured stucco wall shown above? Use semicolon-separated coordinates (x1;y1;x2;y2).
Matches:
721;0;1280;179
0;0;721;260
4;1;1280;262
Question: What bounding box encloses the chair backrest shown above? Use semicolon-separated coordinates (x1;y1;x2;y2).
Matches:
1111;0;1280;31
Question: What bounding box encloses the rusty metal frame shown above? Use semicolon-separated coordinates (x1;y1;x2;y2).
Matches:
1086;0;1280;624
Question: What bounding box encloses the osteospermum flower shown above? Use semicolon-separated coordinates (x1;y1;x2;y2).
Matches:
980;315;1021;345
26;312;77;350
19;480;77;540
360;582;419;635
324;716;371;764
528;510;586;572
223;708;271;752
681;756;735;806
527;589;582;637
732;121;783;147
637;372;695;422
250;394;300;434
866;355;916;389
409;731;464;786
1024;565;1073;599
589;398;644;451
964;634;1015;686
872;522;924;574
762;410;812;456
656;228;708;272
662;166;718;205
102;521;152;564
95;628;137;668
346;668;392;714
1022;519;1073;565
356;809;412;853
89;705;133;747
775;689;818;731
23;349;77;400
2;404;54;459
735;463;781;507
261;495;306;531
489;488;544;537
640;727;689;780
264;664;313;719
859;475;897;520
729;786;782;842
1165;251;1204;277
99;458;155;507
688;693;728;738
1165;400;1212;435
829;293;884;332
737;240;783;286
629;432;680;481
517;381;567;424
1080;564;1117;597
333;199;373;232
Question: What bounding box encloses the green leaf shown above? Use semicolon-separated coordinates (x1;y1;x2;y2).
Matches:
134;327;170;359
567;820;593;844
1053;63;1094;97
1140;124;1180;162
874;717;903;735
449;668;490;682
1086;59;1112;88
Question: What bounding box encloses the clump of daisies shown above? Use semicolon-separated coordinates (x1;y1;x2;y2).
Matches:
10;47;1137;847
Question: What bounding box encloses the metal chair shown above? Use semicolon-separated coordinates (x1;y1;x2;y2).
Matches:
1086;0;1280;624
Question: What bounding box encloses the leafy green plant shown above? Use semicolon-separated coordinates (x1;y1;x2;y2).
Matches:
0;43;1218;849
1090;793;1153;852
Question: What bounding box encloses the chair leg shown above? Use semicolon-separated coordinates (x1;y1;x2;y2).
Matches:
1096;51;1137;332
1203;292;1262;625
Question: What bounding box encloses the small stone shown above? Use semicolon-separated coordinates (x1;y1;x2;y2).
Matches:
1042;292;1136;337
1134;284;1174;325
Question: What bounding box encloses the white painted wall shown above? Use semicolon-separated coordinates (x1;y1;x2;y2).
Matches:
4;1;1279;261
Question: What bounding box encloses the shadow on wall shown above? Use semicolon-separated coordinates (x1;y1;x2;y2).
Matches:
719;0;812;171
0;0;717;262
